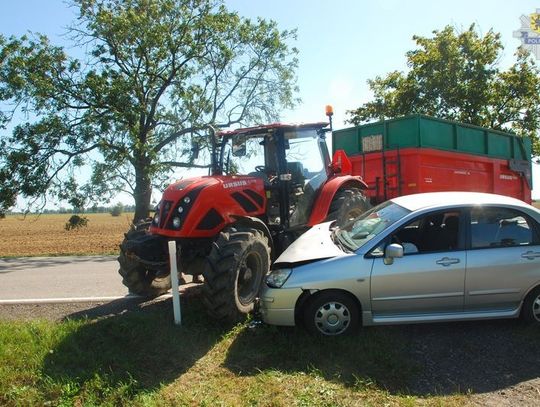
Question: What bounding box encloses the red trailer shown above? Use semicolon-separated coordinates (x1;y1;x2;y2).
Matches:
332;115;532;204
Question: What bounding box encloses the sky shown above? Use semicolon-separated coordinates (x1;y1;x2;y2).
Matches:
1;0;540;204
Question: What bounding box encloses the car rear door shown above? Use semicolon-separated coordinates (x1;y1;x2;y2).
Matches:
464;206;540;312
370;209;467;318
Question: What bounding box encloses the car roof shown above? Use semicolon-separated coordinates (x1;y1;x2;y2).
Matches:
391;191;533;212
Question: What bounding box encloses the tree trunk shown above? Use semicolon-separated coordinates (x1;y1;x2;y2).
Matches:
133;159;152;223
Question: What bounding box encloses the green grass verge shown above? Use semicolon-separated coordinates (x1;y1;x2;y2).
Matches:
0;299;468;406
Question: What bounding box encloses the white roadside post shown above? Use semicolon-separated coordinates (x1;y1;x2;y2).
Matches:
168;240;182;325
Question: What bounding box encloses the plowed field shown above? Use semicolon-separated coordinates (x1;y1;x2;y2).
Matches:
0;213;134;257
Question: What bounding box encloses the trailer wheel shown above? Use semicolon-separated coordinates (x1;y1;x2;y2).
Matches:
118;221;171;297
202;227;270;320
326;188;370;227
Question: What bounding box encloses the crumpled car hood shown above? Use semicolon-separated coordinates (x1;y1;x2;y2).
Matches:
273;221;345;267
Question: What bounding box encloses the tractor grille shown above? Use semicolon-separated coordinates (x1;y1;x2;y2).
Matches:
160;200;173;228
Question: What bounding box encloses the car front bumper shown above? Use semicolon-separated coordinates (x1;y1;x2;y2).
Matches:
259;286;304;326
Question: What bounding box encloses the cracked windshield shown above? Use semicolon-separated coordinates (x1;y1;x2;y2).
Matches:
336;201;410;251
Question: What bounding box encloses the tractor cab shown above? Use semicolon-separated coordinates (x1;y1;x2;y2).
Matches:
217;122;331;228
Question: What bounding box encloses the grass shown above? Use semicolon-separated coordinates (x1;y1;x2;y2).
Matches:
0;297;471;407
0;213;134;257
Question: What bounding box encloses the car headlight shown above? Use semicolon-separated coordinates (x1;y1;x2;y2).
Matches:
266;268;292;288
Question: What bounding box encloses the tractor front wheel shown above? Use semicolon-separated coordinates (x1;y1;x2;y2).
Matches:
118;221;171;297
326;188;370;227
202;227;270;321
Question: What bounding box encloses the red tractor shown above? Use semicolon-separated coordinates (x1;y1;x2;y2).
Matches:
119;116;369;320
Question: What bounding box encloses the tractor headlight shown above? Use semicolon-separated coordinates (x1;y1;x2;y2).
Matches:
177;206;184;214
172;217;181;229
153;214;160;225
266;268;292;288
183;196;191;204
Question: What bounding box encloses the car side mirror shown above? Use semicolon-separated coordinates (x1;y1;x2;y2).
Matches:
384;243;404;265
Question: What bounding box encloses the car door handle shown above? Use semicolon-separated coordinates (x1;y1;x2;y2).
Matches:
521;251;540;260
436;257;460;267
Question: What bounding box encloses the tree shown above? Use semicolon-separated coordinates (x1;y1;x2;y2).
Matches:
110;202;124;217
64;214;89;231
347;25;540;155
0;0;299;220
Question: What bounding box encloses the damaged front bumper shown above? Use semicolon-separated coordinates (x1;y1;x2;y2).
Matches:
121;233;169;272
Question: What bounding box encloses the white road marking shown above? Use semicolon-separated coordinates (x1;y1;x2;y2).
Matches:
0;288;202;305
0;295;146;305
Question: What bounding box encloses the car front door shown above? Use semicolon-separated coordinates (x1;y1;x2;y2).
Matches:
465;206;540;312
370;210;466;318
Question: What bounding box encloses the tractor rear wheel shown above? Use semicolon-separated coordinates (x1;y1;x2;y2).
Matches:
326;188;370;227
118;221;171;297
202;227;270;321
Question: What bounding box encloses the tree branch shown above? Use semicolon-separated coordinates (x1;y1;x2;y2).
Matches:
160;161;211;169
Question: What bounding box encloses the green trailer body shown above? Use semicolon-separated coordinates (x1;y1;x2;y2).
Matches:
333;115;531;161
332;115;532;204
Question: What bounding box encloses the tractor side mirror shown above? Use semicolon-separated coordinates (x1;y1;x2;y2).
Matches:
383;243;403;265
191;141;200;160
232;139;246;157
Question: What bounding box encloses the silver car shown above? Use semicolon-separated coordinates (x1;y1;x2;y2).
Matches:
260;192;540;336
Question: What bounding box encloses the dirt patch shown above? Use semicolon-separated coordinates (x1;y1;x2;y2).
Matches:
0;286;202;322
0;213;133;257
0;299;141;322
383;320;540;404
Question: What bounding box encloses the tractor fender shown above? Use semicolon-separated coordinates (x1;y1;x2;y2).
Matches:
307;175;368;226
230;215;275;257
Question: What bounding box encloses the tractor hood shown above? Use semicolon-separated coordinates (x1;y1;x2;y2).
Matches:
165;175;262;194
151;175;267;238
273;221;345;268
166;176;219;192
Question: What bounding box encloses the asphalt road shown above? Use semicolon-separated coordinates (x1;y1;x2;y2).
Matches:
0;256;129;302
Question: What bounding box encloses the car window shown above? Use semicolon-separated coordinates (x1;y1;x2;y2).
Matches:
389;210;462;254
470;207;538;249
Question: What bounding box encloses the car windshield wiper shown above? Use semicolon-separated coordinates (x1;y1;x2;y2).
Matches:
331;229;355;253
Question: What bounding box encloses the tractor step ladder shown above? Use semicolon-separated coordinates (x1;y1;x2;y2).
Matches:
382;145;402;201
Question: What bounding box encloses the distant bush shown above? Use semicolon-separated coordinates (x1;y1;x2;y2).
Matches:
110;203;124;217
64;215;89;231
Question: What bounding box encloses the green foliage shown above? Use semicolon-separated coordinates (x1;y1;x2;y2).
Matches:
0;0;299;220
347;25;540;155
110;202;123;217
64;214;89;230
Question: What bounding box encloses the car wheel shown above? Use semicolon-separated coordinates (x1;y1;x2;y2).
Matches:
303;291;360;336
522;286;540;324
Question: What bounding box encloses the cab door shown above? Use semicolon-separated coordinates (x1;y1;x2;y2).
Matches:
370;210;466;317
